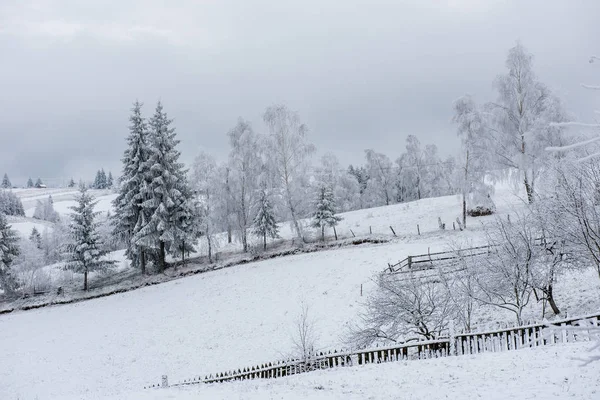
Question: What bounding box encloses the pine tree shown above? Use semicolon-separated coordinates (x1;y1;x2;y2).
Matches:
112;101;152;274
68;178;76;188
1;174;11;189
107;172;114;188
252;184;280;250
35;178;43;188
312;184;342;241
0;212;20;295
29;227;42;249
134;101;197;271
27;177;34;188
65;184;115;291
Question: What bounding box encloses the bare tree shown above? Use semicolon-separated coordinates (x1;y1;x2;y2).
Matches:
290;302;319;371
471;213;536;325
350;273;454;348
264;105;315;244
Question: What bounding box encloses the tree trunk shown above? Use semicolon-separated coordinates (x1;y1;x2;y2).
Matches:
263;232;267;251
84;269;88;291
140;249;146;275
546;282;560;315
333;226;338;240
321;225;325;241
463;149;469;229
462;194;467;230
524;175;534;204
207;234;212;263
159;241;166;272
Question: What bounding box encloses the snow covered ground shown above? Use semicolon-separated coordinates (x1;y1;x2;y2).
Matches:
2;181;598;399
115;342;600;400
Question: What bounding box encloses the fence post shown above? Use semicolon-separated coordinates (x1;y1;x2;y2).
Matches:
417;224;420;235
162;375;169;388
407;256;412;269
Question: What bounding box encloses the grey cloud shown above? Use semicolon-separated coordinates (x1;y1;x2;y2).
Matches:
0;0;599;185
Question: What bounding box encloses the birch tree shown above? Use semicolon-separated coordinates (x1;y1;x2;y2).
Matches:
227;118;262;252
453;95;493;228
263;104;315;244
486;43;551;203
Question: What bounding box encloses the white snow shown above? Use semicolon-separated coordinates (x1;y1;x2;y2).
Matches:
114;342;600;400
1;181;597;399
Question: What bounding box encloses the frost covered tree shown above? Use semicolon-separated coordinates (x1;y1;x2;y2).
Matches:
190;151;220;262
65;185;115;291
0;212;20;296
351;273;454;346
0;191;25;216
112;100;152;274
107;172;114;188
26;177;34;188
364;149;394;206
471;214;536;325
93;169;108;189
227;118;262;252
32;196;59;222
486;43;554;203
404;135;426;200
311;184;342;241
547;55;600;160
135;102;196;271
13;237;45;293
317;154;360;212
453;95;494;228
29;227;42;249
34;178;43;188
1;173;11;189
264;104;315;244
348;165;370;208
252;183;280;250
68;178;76;188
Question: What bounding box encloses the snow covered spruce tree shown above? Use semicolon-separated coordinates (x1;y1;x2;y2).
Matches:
227;118;262;252
26;177;34;188
112;101;152;274
0;212;20;296
1;173;11;189
134;101;196;272
252;183;280;250
264;104;315;244
93;169;108;189
312;184;342;241
65;184;115;291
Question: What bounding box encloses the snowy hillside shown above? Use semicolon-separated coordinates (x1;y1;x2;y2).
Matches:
1;182;599;399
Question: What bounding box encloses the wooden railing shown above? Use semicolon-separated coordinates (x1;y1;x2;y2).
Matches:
146;312;600;389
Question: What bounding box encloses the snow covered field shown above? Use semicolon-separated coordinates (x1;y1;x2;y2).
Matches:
1;181;598;399
118;342;600;400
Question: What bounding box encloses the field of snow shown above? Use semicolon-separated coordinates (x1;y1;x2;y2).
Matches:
15;188;116;218
117;342;600;400
6;218;54;238
2;181;598;399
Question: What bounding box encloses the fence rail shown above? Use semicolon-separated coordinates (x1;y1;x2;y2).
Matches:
386;237;556;274
146;312;600;389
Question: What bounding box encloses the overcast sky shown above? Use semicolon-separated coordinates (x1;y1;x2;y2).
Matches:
1;0;599;185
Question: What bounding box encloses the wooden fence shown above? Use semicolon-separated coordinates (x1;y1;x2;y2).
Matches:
386;237;556;274
146;312;600;389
